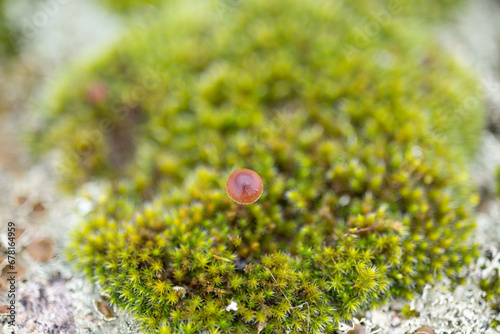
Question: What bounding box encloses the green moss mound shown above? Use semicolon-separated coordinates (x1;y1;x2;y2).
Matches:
30;0;484;332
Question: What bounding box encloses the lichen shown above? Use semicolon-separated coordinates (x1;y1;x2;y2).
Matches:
28;0;486;332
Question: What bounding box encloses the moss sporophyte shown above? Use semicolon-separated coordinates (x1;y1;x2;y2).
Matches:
28;0;489;332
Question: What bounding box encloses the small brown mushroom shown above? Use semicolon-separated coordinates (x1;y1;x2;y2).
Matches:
14;228;25;240
0;305;9;314
26;238;54;262
226;169;263;204
17;196;28;206
1;262;25;282
32;202;46;213
347;323;366;334
85;82;108;105
412;325;435;334
94;296;116;321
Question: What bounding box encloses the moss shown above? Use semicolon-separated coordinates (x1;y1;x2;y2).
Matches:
101;0;163;13
480;267;500;313
496;165;500;197
101;0;465;19
0;0;18;59
400;304;419;319
29;0;485;332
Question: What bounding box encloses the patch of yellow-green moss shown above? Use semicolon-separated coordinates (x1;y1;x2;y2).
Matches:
29;0;485;332
479;250;500;313
0;0;17;59
102;0;465;19
101;0;162;13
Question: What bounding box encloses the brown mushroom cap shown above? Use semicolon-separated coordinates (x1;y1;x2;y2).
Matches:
226;169;263;205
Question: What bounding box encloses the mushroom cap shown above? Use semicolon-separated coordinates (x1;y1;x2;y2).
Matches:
226;169;263;205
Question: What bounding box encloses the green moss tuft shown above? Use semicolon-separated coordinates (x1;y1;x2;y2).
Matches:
30;0;484;332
